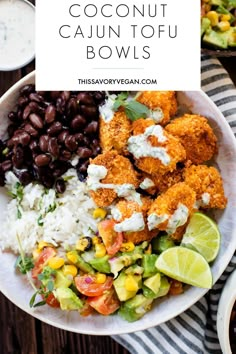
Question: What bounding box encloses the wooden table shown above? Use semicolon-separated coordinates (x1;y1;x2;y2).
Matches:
0;58;235;354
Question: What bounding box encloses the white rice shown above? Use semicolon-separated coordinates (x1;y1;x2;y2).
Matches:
0;169;98;254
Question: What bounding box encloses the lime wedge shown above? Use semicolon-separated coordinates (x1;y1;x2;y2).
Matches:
155;247;212;288
181;212;221;263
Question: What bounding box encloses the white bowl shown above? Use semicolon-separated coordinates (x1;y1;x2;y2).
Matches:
217;270;236;354
0;71;236;335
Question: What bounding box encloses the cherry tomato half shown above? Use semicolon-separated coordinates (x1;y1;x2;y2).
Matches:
75;274;113;297
45;292;60;308
87;288;120;316
31;247;56;279
98;219;123;256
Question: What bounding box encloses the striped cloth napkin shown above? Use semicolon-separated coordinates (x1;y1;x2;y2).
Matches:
113;55;236;354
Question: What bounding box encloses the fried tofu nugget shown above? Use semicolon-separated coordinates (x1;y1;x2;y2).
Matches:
128;119;186;175
112;197;157;244
136;91;177;126
99;110;131;155
184;165;227;209
147;182;196;241
88;151;139;207
165;114;217;164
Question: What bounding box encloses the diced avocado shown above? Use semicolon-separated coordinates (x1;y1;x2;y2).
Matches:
68;251;95;273
124;264;144;276
89;255;111;273
210;0;226;6
203;29;228;49
152;235;175;254
118;294;153;322
201;17;211;37
113;271;141;301
54;270;72;288
143;273;161;294
228;28;236;47
54;287;83;310
143;275;170;299
142;254;158;278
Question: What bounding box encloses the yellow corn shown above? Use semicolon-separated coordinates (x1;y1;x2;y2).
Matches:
38;241;50;250
92;236;101;245
220;14;231;21
76;237;91;252
66;251;78;264
206;11;219;26
145;244;152;255
48;257;65;269
62;265;78;277
218;20;230;32
95;243;106;258
93;208;107;219
125;275;139;292
120;242;135;253
32;248;41;260
95;273;107;284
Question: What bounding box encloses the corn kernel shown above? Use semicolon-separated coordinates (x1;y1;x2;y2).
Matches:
66;251;78;264
93;208;107;219
145;244;152;255
95;273;107;284
206;11;219;26
220;14;231;21
95;243;106;258
92;236;102;245
33;248;41;260
120;242;135;253
125;275;139;292
218;20;230;32
48;257;65;269
38;241;50;250
63;265;78;277
76;237;91;252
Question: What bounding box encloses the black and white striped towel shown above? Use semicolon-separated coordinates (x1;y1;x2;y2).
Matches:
113;55;236;354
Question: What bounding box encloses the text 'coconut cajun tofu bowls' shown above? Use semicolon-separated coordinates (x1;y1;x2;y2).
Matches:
0;72;236;335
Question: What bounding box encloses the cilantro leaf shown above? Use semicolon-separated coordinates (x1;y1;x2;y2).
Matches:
124;100;150;121
15;255;34;274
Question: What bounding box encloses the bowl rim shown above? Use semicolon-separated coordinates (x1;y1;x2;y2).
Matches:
1;71;236;335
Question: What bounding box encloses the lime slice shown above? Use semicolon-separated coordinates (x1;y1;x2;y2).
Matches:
155;247;212;288
181;212;221;263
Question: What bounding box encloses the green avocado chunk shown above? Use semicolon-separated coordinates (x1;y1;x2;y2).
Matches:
143;276;170;299
68;251;95;273
142;254;158;278
118;294;153;322
201;17;211;36
54;287;83;310
54;270;72;288
113;271;141;301
89;255;111;273
143;273;161;294
203;29;228;49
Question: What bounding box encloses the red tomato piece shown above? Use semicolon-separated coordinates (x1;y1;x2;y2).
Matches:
74;274;113;297
80;302;94;317
31;247;56;279
98;219;123;256
87;288;120;316
45;292;60;308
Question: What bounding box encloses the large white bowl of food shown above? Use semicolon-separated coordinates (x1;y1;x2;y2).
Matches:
0;71;236;335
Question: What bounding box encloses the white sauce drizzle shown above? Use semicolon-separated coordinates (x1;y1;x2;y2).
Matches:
194;192;211;209
87;164;142;205
128;125;170;165
99;94;117;122
149;108;164;123
114;212;145;233
139;178;155;190
166;203;189;234
147;213;169;231
111;207;122;221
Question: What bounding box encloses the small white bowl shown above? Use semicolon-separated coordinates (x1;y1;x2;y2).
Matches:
217;270;236;354
0;0;35;71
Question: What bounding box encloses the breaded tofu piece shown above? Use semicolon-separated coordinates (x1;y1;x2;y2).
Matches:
184;164;227;209
147;182;196;241
136;91;177;126
165;114;217;164
128;119;186;175
88;151;139;207
99;110;131;155
112;197;157;244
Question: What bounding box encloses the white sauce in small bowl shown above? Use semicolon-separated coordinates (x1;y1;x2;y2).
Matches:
0;0;35;71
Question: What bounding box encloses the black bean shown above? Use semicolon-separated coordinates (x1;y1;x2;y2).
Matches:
92;145;101;156
45;105;56;124
48;137;59;158
47;121;62;136
59;149;71;161
24;123;39;137
14;168;33;186
18;96;29;107
35;154;51;167
39;135;49;152
80;105;98;119
29;113;44;130
55;178;66;194
50;161;70;178
1;160;12;172
61;91;70;102
83;136;90;146
78;160;89;174
74;133;84;144
12;146;24;168
17;131;31;146
20;84;35;96
92;91;105;104
58;130;69;144
7;124;18;138
22;105;32;120
77;92;95;106
66;97;77;118
65;135;77;151
17;109;23;121
50;91;61;100
56;97;66;114
76;147;93;159
70;115;86;131
29;140;39;152
29;93;45;104
8;112;18;123
84;121;98;135
28;101;40;113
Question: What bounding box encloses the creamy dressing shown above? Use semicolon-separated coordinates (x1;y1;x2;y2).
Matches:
147;213;169;230
167;203;189;234
87;164;142;204
194;192;211;209
149;108;164;123
114;212;145;233
0;0;35;70
139;178;155;190
128;125;170;165
99;94;117;122
111;206;122;221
